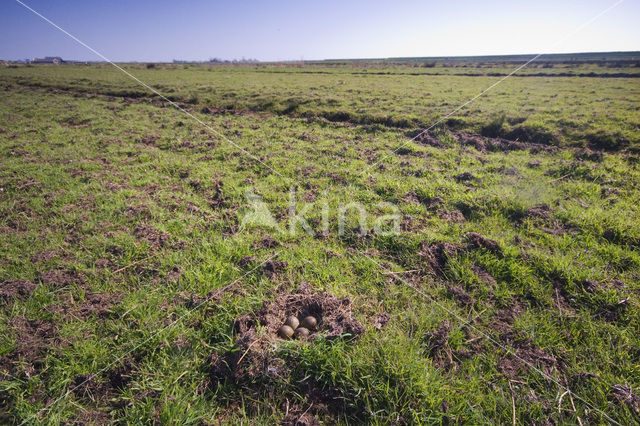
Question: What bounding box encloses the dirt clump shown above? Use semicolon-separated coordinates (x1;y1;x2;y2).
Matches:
71;358;135;408
498;338;562;379
256;235;281;248
491;301;525;336
124;204;151;219
282;411;321;426
424;321;454;369
138;134;159;146
208;179;227;208
525;204;552;221
447;285;474;305
421;196;444;210
166;266;182;283
465;232;502;255
46;291;122;320
414;130;556;154
413;130;446;148
471;265;497;286
262;260;288;278
454;172;475;183
596;298;630;323
575;148;604;162
403;191;421;204
0;279;37;303
0;316;61;378
39;269;85;287
438;209;466;223
419;241;462;277
30;249;64;264
133;224;170;249
238;255;257;268
280;378;355;424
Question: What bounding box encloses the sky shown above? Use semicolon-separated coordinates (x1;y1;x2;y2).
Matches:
1;0;638;62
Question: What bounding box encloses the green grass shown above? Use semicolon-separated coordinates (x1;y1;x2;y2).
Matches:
2;62;639;150
0;63;639;424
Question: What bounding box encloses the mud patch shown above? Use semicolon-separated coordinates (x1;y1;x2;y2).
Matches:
38;269;85;288
133;224;170;249
418;241;462;277
0;279;37;303
46;291;122;320
0;316;61;378
465;232;502;255
262;260;288;278
71;358;135;407
447;285;474;305
30;249;64;264
424;321;454;369
438;210;466;223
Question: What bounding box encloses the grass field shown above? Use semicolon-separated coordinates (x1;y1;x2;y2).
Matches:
1;61;639;424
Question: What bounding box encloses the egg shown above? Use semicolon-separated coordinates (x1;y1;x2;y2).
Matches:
294;327;310;339
301;316;317;330
284;315;300;330
278;325;294;339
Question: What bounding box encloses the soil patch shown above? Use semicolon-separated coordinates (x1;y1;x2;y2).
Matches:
471;265;497;286
256;236;281;249
0;279;37;303
447;285;474;305
418;241;462;277
133;225;170;249
262;260;288;278
0;316;62;378
465;232;502;255
413;130;555;153
372;312;391;330
30;249;65;264
438;210;466;223
46;291;122;320
38;269;85;288
424;321;454;369
71;358;135;407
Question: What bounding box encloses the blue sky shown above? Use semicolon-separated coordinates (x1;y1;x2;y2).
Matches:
1;0;638;61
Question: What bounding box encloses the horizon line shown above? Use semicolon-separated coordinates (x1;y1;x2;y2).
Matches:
3;49;640;64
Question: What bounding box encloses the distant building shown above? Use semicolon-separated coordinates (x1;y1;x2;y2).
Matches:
31;56;64;64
